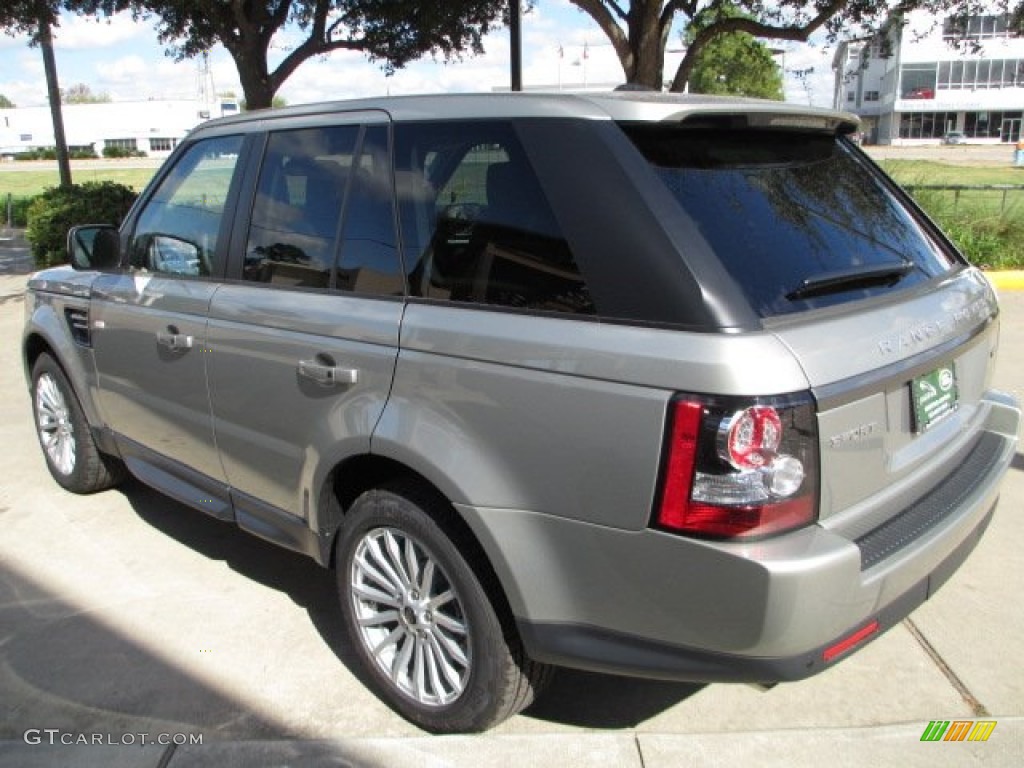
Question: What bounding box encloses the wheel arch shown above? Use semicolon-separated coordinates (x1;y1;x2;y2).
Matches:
24;331;53;379
316;454;521;638
23;310;105;433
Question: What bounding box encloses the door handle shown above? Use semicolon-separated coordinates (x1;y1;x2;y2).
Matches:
298;359;358;386
156;329;193;351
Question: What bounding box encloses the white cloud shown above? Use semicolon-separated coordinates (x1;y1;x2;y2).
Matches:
51;12;146;51
94;54;149;84
780;40;840;108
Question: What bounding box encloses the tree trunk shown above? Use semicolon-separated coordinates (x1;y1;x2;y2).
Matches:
625;0;668;89
38;17;71;188
233;48;277;111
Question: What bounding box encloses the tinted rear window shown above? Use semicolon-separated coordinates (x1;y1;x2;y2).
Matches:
622;127;959;317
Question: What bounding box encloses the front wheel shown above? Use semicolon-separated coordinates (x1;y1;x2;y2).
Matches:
31;353;124;493
336;484;549;732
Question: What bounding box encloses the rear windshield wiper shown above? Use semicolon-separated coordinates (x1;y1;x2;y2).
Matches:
786;260;915;301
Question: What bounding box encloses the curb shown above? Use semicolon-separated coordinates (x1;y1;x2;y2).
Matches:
985;270;1024;290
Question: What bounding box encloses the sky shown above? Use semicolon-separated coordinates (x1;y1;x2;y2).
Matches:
0;1;840;111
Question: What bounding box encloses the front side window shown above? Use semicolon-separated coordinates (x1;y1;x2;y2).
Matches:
623;126;958;317
130;134;243;276
394;121;594;315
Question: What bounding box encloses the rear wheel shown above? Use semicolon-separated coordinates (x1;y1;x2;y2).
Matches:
31;353;124;493
336;483;549;732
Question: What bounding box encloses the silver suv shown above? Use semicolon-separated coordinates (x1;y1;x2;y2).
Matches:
22;92;1020;732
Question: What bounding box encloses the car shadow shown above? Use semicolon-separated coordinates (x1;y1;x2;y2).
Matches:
524;669;704;728
1011;451;1024;472
118;478;365;673
119;478;703;730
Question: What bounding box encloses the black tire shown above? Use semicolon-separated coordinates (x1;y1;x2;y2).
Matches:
31;353;125;493
336;483;550;733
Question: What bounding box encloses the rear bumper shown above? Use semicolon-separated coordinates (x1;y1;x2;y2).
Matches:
516;500;993;682
458;393;1018;681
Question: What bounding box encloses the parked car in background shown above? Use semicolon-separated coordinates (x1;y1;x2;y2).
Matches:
22;92;1020;733
942;130;967;144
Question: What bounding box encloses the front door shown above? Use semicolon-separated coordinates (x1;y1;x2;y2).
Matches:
92;134;245;515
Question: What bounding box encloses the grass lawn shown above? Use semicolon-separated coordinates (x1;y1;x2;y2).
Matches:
879;159;1024;186
874;161;1024;269
0;167;157;198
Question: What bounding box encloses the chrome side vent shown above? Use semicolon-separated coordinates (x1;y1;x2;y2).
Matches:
65;307;91;347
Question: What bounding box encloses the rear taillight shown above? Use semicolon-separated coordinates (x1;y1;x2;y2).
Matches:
655;393;819;539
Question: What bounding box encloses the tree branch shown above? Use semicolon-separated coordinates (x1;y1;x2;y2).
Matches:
660;0;688;32
668;0;850;91
270;36;364;93
605;0;629;22
568;0;634;74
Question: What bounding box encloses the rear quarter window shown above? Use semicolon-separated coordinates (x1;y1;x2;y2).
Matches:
622;127;960;317
393;121;595;316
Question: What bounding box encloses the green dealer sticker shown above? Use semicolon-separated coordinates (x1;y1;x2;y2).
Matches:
912;364;959;433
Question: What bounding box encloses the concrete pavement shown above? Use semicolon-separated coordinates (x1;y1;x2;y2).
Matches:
0;239;1021;766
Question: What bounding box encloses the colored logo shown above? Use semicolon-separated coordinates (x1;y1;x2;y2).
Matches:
920;720;997;742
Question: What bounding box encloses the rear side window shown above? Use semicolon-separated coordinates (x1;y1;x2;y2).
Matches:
244;124;403;296
622;127;958;317
394;121;594;315
335;125;403;296
246;126;358;289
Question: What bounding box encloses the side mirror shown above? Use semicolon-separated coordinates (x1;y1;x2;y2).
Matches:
67;225;121;271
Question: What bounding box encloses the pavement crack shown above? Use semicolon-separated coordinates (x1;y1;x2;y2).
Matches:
903;617;990;717
634;734;646;768
156;743;177;768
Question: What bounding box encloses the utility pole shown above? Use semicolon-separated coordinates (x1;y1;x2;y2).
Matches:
510;0;522;92
39;14;71;188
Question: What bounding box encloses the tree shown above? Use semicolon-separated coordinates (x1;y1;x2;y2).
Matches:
119;1;508;110
0;94;15;107
0;1;82;187
566;1;964;92
62;82;112;103
687;34;784;98
685;4;784;99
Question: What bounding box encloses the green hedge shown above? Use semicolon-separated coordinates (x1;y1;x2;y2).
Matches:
15;147;97;161
25;181;137;268
101;146;146;159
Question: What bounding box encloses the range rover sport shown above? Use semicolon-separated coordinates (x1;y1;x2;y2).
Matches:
22;92;1020;732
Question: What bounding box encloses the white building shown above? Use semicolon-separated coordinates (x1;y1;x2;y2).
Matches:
833;7;1024;144
0;97;239;158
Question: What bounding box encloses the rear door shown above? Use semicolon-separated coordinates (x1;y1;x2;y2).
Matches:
206;114;404;527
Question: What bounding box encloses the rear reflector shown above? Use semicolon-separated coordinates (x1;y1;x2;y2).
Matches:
823;620;880;662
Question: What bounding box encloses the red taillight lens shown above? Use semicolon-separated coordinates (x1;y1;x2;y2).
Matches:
655;394;818;539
